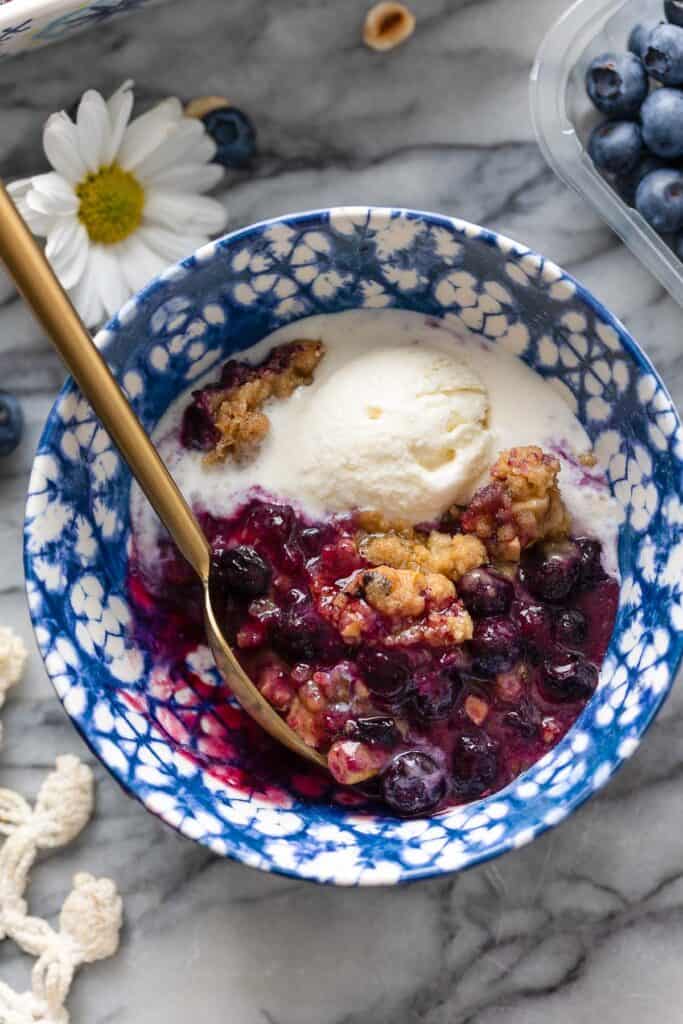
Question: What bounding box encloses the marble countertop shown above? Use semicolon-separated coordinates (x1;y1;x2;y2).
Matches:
1;0;682;1021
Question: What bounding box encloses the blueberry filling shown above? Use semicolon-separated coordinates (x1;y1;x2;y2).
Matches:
129;499;618;817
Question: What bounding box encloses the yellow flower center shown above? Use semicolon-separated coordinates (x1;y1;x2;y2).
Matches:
76;164;145;245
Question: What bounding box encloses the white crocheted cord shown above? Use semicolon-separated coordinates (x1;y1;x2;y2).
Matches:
0;627;123;1024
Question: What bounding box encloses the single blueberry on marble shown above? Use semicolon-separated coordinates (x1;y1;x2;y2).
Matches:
202;106;256;167
0;392;22;456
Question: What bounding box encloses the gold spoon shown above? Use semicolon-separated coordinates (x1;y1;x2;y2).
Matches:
0;182;327;772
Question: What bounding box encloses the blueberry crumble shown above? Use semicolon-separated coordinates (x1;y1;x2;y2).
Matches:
128;321;620;817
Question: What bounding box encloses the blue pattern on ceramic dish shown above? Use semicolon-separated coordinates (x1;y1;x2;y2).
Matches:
23;207;683;885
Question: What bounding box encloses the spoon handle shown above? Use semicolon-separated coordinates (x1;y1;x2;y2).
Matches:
0;181;211;583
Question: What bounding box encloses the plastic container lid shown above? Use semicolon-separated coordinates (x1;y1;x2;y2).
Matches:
530;0;683;306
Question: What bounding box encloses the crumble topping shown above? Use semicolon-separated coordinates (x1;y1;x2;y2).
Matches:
181;339;324;463
359;525;487;579
460;445;569;561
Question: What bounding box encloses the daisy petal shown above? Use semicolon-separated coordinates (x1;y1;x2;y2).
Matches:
88;244;131;317
133;118;207;183
46;218;89;290
77;89;111;173
118;234;167;294
70;253;105;328
145;161;224;193
105;80;135;164
144;191;227;235
117;97;183;172
7;177;33;200
138;224;207;262
26;184;78;217
43;112;88;184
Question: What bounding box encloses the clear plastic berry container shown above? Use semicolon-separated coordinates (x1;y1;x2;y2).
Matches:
530;0;683;306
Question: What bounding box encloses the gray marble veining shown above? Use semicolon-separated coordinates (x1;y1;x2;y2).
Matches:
1;0;682;1021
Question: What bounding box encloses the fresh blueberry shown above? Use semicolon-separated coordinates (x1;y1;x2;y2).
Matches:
641;88;683;158
471;617;521;676
636;168;683;232
588;120;643;176
0;392;23;456
381;751;447;816
554;609;588;648
201;106;256;167
585;51;648;117
541;651;599;703
615;154;666;206
357;648;411;703
666;0;683;28
345;715;398;747
457;567;514;618
576;537;606;587
514;601;554;655
212;545;271;598
628;22;656;57
643;22;683;83
451;730;499;799
520;540;581;602
412;667;460;721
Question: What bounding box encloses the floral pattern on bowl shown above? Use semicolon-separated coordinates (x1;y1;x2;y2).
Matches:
24;207;683;885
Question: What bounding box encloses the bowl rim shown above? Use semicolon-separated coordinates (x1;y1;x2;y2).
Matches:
24;205;683;885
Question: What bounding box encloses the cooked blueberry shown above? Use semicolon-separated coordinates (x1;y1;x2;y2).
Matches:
576;537;606;587
180;391;219;450
585;52;648;117
643;22;683;83
247;502;297;543
503;703;540;739
201;105;256;167
541;652;599;703
458;567;514;617
514;601;554;655
471;617;521;676
452;730;499;798
636;168;683;232
382;751;447;816
628;22;655;56
666;0;683;29
520;541;581;602
588;120;643;176
0;392;23;456
554;609;588;648
413;668;460;721
274;605;338;662
212;545;271;599
357;648;411;703
346;715;398;747
641;89;683;158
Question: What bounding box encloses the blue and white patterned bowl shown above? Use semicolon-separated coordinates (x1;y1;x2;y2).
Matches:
24;207;683;885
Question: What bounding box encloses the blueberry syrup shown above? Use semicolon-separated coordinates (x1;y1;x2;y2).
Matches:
126;499;619;817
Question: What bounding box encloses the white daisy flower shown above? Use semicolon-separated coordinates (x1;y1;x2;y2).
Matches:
9;80;227;327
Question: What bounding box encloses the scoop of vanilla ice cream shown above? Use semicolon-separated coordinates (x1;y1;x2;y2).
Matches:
291;344;492;522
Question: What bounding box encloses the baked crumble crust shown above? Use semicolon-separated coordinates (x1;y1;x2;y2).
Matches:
358;524;487;579
460;445;569;561
183;339;324;463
